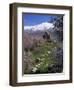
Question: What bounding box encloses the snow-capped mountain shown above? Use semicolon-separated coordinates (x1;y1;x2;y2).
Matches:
24;22;54;31
24;17;63;43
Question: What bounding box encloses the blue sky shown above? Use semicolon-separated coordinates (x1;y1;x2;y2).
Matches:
23;13;61;26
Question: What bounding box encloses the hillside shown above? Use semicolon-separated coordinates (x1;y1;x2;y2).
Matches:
23;16;63;74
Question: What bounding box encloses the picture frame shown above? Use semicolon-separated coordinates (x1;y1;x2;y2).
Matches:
9;3;72;86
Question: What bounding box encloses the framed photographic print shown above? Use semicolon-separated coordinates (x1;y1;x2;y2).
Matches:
9;3;72;86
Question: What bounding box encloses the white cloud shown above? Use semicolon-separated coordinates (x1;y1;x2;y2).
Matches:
24;22;54;31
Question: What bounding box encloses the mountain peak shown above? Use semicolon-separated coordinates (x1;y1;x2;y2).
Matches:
24;22;54;31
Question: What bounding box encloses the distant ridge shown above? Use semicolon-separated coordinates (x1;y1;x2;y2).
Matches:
24;22;54;31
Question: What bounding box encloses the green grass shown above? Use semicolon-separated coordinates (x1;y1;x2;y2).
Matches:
24;42;63;74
